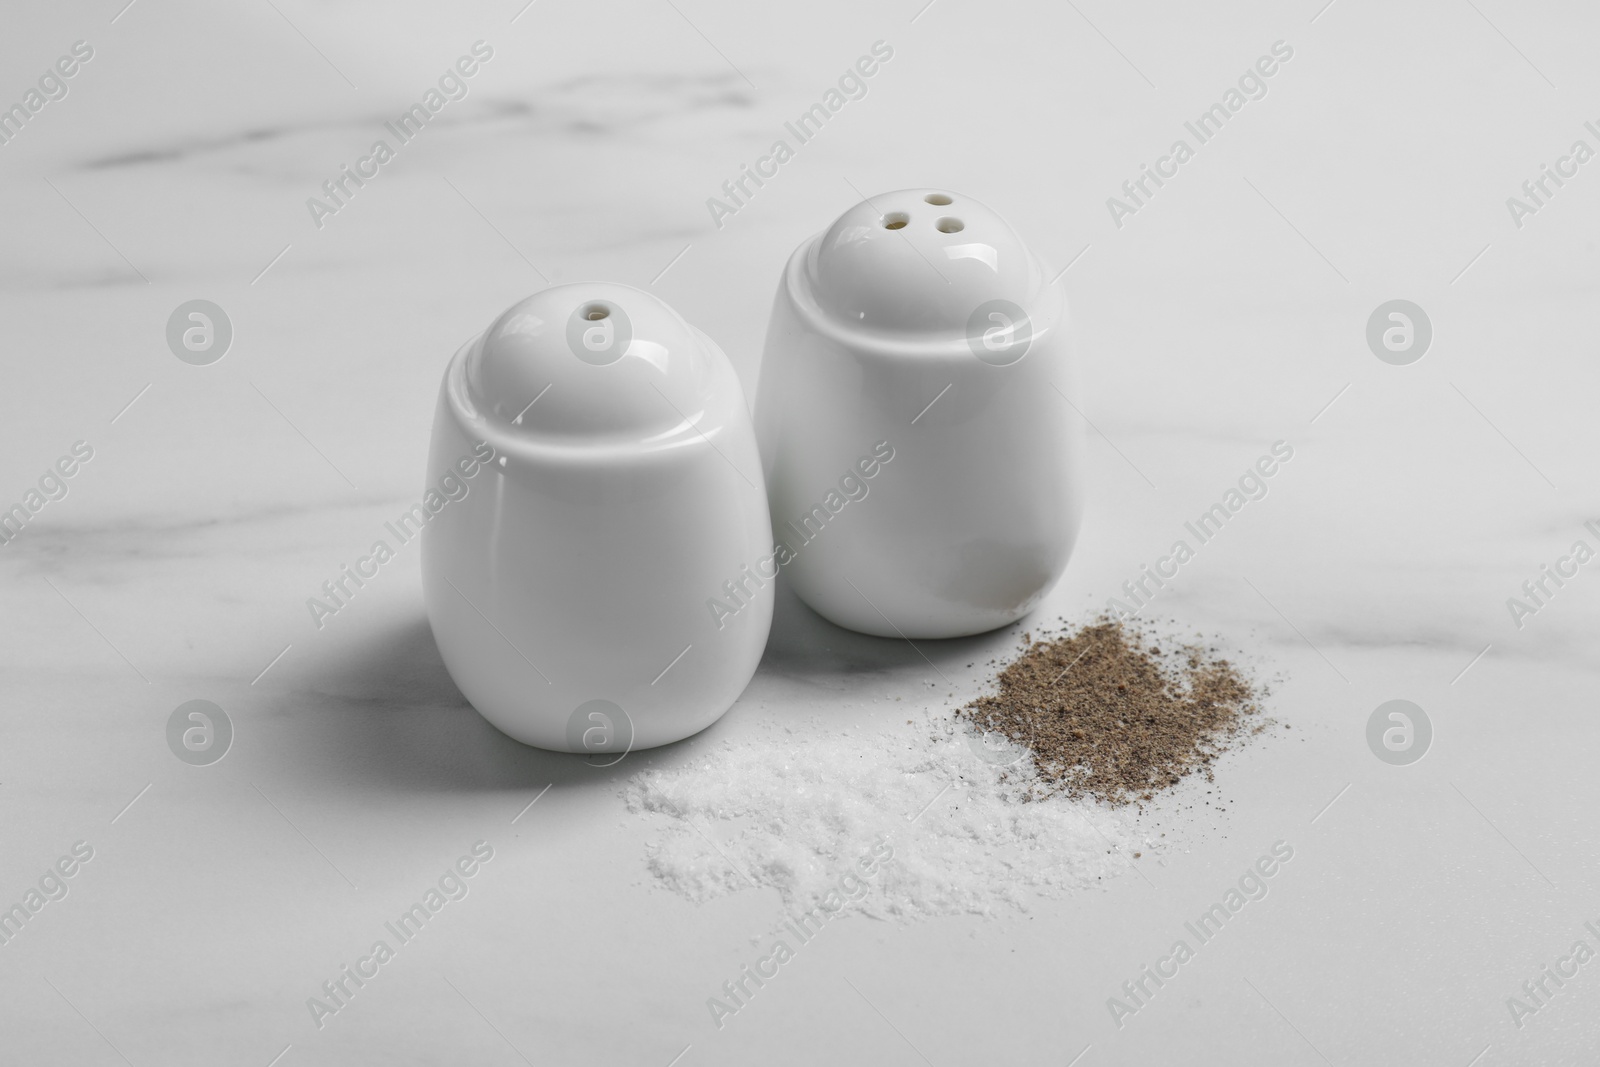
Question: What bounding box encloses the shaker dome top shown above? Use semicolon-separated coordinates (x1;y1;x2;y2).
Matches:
460;282;720;441
803;189;1045;334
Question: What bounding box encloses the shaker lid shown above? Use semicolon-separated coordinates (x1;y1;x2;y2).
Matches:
460;282;721;443
804;189;1045;334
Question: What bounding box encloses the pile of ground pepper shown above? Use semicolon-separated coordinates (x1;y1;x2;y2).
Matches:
958;618;1269;805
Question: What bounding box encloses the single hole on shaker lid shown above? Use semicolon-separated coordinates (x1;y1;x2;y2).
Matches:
584;304;611;321
883;212;910;230
935;217;965;233
924;193;952;205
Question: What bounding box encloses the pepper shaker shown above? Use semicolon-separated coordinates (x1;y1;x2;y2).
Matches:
753;189;1085;638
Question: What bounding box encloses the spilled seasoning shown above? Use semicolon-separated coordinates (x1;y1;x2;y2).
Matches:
959;619;1269;805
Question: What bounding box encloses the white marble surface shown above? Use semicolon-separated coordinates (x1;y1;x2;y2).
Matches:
3;0;1599;1063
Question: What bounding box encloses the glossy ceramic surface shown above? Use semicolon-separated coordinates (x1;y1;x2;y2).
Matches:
754;189;1086;638
423;282;773;751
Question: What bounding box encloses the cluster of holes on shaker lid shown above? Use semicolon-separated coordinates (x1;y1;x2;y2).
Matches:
881;193;963;233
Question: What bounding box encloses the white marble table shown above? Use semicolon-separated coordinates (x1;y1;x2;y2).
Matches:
3;0;1598;1063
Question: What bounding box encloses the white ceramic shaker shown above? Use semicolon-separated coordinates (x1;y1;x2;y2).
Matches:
423;282;772;753
753;189;1084;639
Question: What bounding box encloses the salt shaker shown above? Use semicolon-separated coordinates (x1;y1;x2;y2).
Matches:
753;189;1085;639
423;283;772;753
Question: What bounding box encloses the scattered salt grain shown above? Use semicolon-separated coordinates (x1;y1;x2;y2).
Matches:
622;714;1147;920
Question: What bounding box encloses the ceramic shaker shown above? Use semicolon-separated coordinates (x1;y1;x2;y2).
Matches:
753;189;1084;638
423;283;772;753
